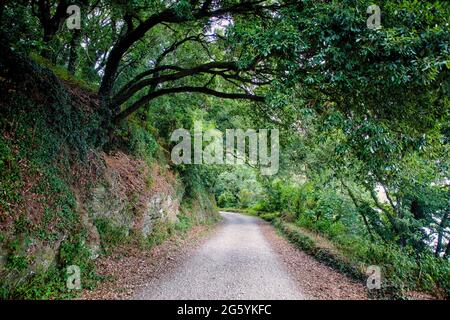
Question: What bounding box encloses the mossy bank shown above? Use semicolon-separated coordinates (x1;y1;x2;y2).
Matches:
0;45;219;299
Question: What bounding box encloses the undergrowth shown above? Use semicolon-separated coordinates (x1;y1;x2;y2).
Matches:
271;217;449;299
0;46;220;299
0;47;101;299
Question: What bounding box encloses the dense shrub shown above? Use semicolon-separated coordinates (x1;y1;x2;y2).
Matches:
128;123;158;161
218;191;236;208
260;212;280;222
262;177;450;298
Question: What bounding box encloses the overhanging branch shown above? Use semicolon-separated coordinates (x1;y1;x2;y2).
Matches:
113;86;265;123
111;61;244;107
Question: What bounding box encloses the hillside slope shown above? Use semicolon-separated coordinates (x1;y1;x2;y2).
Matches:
0;45;218;299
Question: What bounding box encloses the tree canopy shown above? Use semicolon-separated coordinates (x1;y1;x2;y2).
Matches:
3;1;447;127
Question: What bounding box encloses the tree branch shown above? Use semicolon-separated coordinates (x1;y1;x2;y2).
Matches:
111;61;244;107
113;86;265;124
98;1;280;98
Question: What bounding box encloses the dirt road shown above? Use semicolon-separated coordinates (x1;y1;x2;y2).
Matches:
134;212;305;300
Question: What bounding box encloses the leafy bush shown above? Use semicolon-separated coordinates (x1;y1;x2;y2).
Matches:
29;53;99;92
270;179;450;298
94;218;129;252
5;267;67;300
217;191;236;208
1;230;98;299
58;233;98;289
146;214;196;248
237;189;253;208
260;212;280;222
146;221;173;248
174;214;194;233
250;201;272;213
0;137;22;212
129;123;158;161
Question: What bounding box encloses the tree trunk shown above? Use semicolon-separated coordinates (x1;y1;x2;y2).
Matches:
41;26;56;60
37;0;69;61
341;179;375;241
444;240;450;259
435;211;449;256
68;29;81;75
98;41;131;99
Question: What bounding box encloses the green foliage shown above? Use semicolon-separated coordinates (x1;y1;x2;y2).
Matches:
128;122;158;161
1;230;97;299
59;234;97;285
4;267;67;300
29;53;99;92
214;166;264;209
262;170;449;298
274;218;449;298
259;212;280;222
416;253;450;296
5;254;28;272
146;214;196;248
146;220;172;248
217;191;236;208
237;189;253;208
0;44;103;299
0;136;23;212
174;214;194;233
250;201;272;213
94;218;129;252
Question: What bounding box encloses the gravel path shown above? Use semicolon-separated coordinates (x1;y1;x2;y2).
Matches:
134;212;305;300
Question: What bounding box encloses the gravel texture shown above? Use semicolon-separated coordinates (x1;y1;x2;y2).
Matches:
134;212;305;300
82;212;371;300
259;221;368;300
80;224;214;300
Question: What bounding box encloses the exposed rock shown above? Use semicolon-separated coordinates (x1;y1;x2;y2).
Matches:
31;242;57;273
87;152;184;241
90;180;134;231
79;200;101;260
141;193;181;237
